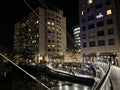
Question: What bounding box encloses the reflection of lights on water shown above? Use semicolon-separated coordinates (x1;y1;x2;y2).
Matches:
73;83;90;90
83;86;90;90
58;81;62;90
58;85;62;90
73;86;79;90
64;85;69;90
58;81;62;86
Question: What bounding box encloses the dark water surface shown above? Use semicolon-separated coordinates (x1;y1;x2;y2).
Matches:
0;65;92;90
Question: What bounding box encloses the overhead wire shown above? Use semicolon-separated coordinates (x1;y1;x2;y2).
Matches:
23;0;80;59
37;0;80;51
0;53;51;90
22;0;80;56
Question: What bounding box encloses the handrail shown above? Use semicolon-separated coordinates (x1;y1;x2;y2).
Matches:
91;62;111;90
0;53;51;90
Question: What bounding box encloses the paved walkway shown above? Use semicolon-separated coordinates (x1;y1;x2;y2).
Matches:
110;66;120;90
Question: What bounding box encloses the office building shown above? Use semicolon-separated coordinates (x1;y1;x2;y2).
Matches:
79;0;120;65
14;7;66;63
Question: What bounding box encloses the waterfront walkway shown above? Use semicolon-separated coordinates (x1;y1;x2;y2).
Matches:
110;66;120;90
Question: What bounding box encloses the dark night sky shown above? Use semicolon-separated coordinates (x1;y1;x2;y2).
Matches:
0;0;79;51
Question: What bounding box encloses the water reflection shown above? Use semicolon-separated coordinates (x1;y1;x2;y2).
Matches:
50;81;91;90
1;72;91;90
0;64;92;90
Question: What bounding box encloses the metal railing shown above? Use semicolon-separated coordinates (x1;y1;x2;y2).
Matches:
91;62;111;90
0;53;51;90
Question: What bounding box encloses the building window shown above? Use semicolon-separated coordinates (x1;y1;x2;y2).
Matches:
89;32;96;38
81;3;85;8
89;41;96;47
97;21;104;27
82;26;86;31
83;42;87;48
48;49;51;51
97;30;104;37
106;9;112;15
48;30;51;33
109;39;115;45
48;39;51;42
88;24;94;29
96;3;103;9
107;19;113;25
48;45;51;47
105;0;111;5
51;22;54;25
82;18;86;23
87;0;93;4
52;44;55;47
108;28;114;35
87;6;94;13
82;34;87;39
47;21;50;25
98;40;105;46
88;15;94;21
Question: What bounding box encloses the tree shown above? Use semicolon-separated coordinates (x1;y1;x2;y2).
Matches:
22;47;34;61
0;45;12;77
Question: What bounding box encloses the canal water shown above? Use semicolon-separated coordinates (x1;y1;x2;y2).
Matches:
0;64;92;90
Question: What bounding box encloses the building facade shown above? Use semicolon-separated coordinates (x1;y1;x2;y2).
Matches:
14;7;66;63
73;26;80;49
79;0;120;65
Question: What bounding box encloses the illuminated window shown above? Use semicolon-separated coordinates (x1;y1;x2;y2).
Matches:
52;45;55;47
51;22;54;25
48;26;51;29
47;21;50;24
36;20;39;24
48;45;51;47
29;29;31;32
83;42;87;48
37;34;39;37
106;9;112;15
88;0;93;4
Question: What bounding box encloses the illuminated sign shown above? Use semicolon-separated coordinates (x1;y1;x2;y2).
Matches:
96;13;103;19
